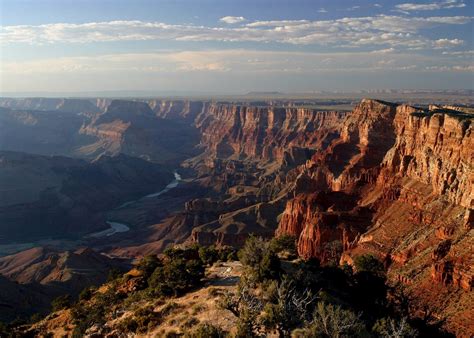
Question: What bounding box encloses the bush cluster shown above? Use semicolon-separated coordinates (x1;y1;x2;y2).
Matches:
39;238;444;337
198;245;238;265
218;236;425;337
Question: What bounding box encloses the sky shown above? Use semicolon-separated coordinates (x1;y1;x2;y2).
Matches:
0;0;473;94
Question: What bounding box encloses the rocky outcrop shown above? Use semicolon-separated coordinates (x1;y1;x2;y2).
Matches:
195;104;346;163
78;100;201;164
275;100;399;259
275;99;472;261
270;100;473;335
0;98;102;113
0;99;202;164
147;99;207;122
379;106;473;208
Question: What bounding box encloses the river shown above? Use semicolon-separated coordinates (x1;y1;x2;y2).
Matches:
87;171;182;238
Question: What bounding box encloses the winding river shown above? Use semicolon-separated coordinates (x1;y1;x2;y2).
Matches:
87;171;182;238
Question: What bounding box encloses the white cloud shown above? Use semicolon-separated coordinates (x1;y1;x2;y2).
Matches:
396;0;466;11
433;38;464;48
0;15;470;50
370;48;396;54
452;65;474;71
245;20;309;27
2;49;472;76
318;8;328;13
347;6;361;11
425;64;474;71
442;50;474;55
219;16;246;24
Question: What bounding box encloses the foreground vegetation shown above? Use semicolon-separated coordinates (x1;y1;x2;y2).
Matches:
4;236;453;337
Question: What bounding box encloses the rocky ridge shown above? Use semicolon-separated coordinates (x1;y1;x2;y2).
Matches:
174;98;472;335
0;97;472;335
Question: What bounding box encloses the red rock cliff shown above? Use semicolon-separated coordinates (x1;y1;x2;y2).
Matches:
273;100;472;336
195;104;347;162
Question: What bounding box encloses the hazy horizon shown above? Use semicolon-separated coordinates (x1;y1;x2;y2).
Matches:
1;0;473;94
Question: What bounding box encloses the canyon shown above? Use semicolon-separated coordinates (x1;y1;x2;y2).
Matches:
0;97;472;335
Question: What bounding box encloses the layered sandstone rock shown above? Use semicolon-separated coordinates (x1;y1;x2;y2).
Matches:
147;99;207;122
195;104;346;162
380;106;473;208
78;100;201;164
276;99;472;259
0;98;102;113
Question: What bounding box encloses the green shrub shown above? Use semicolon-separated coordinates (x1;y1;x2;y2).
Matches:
71;286;124;335
372;317;418;337
238;235;280;282
199;245;219;265
269;234;297;258
181;316;200;329
191;304;207;315
136;254;161;279
148;256;204;296
29;312;44;324
354;254;385;277
107;267;124;282
116;316;139;333
226;250;238;261
185;323;227;337
260;278;316;336
300;302;366;337
51;295;71;312
160;302;182;317
79;287;95;302
132;306;162;333
71;302;106;335
208;287;224;298
219;246;238;262
164;246;200;261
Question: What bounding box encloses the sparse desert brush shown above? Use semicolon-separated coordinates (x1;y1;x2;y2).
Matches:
207;287;223;298
161;301;182;317
116;306;162;333
180;316;200;329
191;304;207;315
184;322;228;338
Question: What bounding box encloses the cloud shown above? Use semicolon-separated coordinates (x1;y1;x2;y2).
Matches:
370;48;396;54
347;6;360;11
0;15;470;50
318;8;328;13
1;51;231;75
3;48;473;92
425;65;474;71
433;38;464;48
219;16;246;24
3;49;472;76
396;0;466;11
442;50;474;55
452;65;474;71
